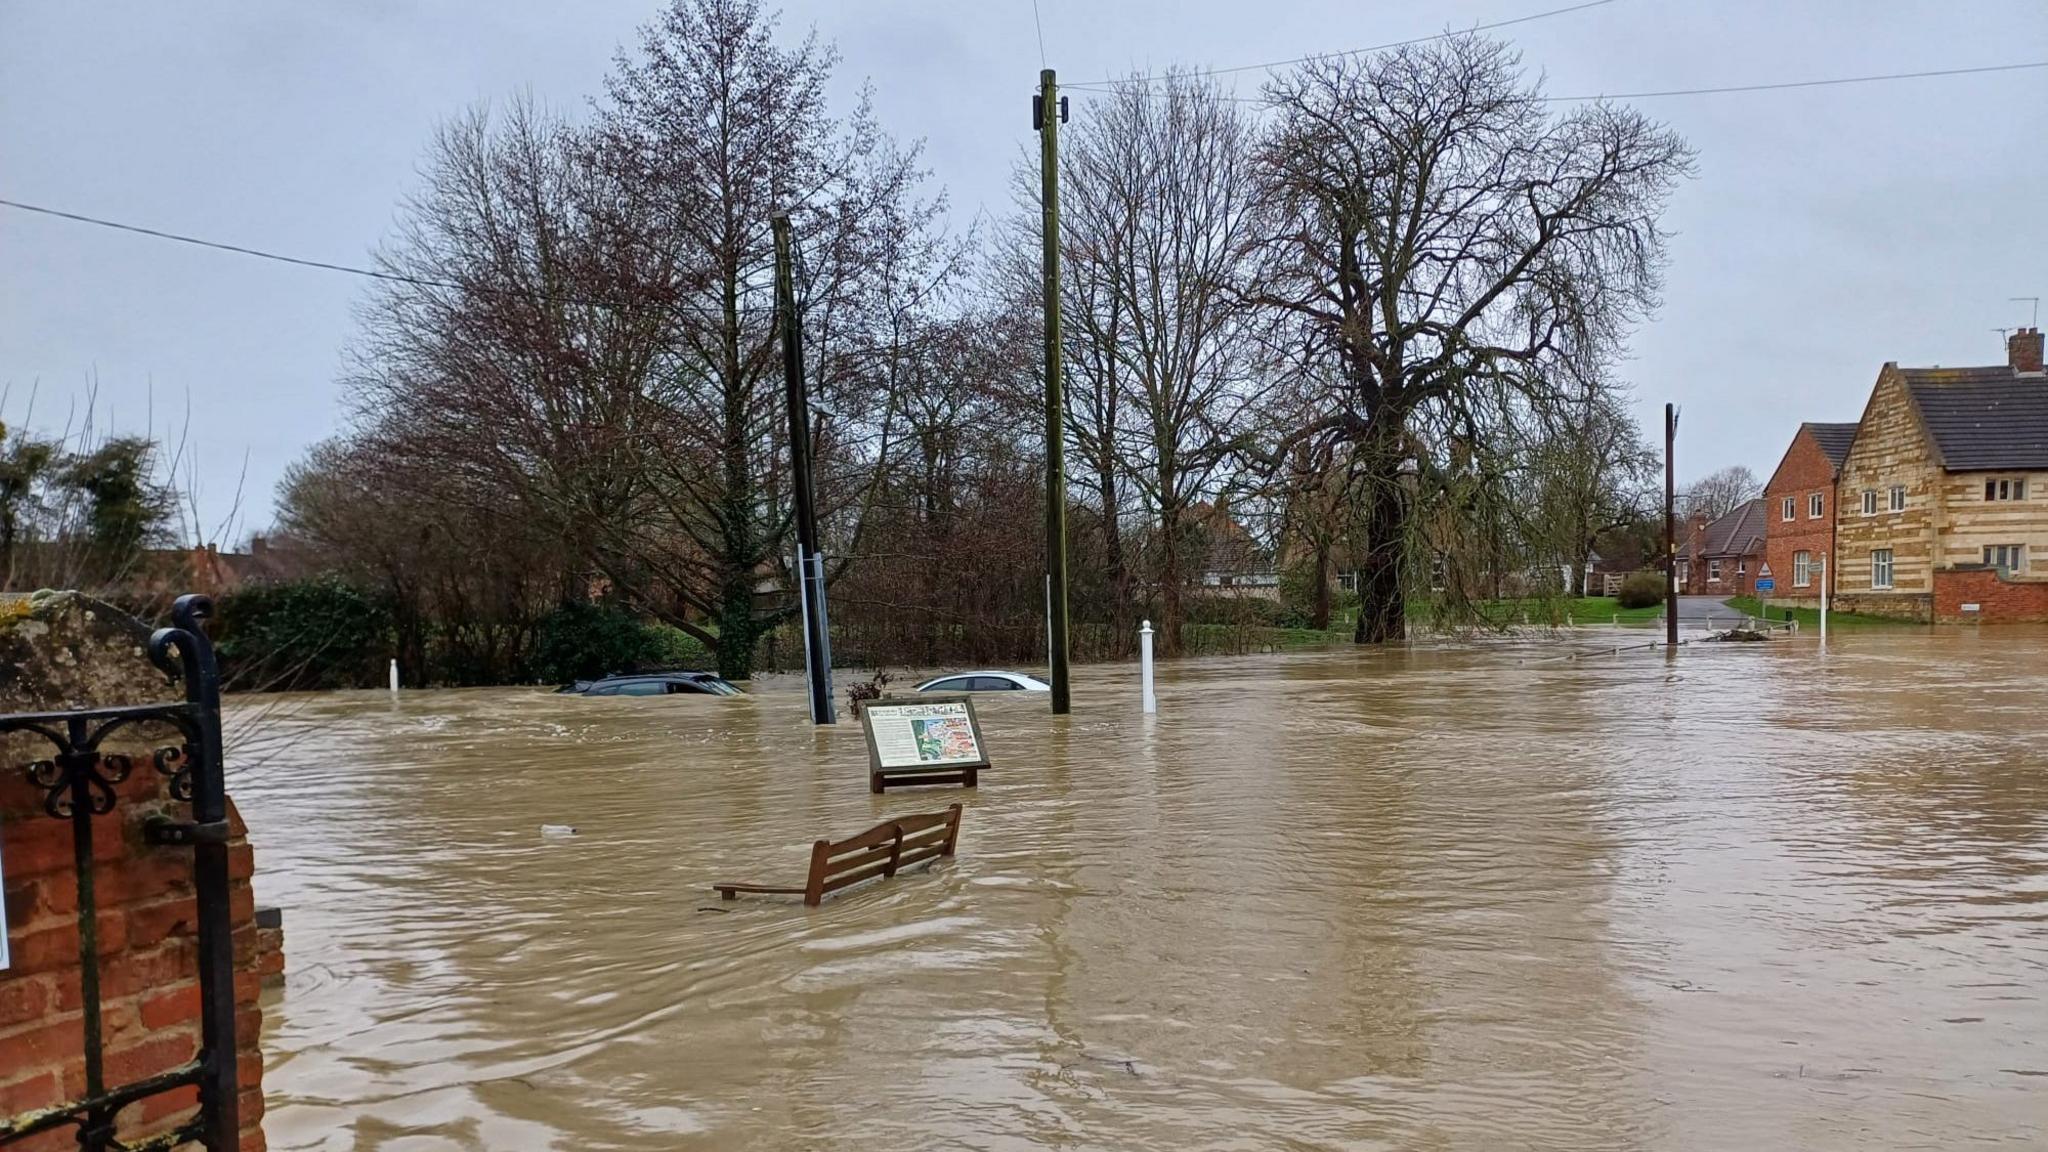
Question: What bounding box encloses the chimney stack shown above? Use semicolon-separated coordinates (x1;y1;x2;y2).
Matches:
2010;327;2044;374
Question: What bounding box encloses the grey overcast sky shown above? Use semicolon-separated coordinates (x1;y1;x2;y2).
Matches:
3;1;2044;538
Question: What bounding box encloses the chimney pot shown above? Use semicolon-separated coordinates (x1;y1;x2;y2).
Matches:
2010;326;2045;374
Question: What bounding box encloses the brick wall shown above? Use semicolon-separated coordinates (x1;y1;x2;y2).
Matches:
1;594;267;1152
1933;565;2048;623
1763;427;1838;605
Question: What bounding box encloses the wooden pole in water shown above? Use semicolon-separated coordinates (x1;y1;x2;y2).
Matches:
1665;403;1679;648
774;214;835;725
1037;68;1072;715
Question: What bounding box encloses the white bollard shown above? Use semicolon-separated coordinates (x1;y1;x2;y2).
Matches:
1138;620;1157;714
389;658;400;694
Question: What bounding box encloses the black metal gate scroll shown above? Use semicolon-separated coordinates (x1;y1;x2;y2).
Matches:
1;595;239;1150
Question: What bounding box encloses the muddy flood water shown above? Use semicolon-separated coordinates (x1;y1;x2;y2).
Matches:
229;630;2048;1151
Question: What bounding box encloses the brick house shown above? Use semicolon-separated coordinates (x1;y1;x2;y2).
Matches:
1677;498;1766;597
1761;421;1857;606
1832;328;2048;621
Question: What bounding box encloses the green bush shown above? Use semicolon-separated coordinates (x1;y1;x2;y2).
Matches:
215;578;391;691
644;623;711;669
1185;594;1294;627
1615;572;1666;610
532;601;674;684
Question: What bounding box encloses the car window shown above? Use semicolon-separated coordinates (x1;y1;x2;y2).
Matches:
972;676;1020;691
613;681;665;696
664;680;711;695
923;677;970;692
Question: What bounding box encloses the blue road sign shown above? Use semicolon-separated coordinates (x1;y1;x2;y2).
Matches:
1755;578;1775;592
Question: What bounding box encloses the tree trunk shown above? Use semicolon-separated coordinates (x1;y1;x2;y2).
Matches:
1354;470;1406;644
1159;505;1185;656
1310;535;1333;631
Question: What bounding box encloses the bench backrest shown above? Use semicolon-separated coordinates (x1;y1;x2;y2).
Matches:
803;803;962;906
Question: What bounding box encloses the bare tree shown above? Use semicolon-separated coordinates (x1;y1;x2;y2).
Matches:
1254;35;1692;642
1682;464;1762;520
1527;384;1657;593
594;0;944;677
1056;70;1265;653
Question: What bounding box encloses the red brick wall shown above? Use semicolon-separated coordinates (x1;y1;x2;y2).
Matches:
1933;566;2048;623
1;776;267;1151
1763;427;1838;604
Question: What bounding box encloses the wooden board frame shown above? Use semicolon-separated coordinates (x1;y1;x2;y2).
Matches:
859;693;990;793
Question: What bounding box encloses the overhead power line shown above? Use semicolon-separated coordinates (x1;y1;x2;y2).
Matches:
1539;59;2048;102
1067;0;1616;88
0;195;951;362
1069;58;2048;105
0;196;448;288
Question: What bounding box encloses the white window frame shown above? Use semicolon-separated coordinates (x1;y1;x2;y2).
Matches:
1793;551;1812;588
1985;477;2029;502
1861;489;1877;516
1870;549;1894;590
1888;485;1905;512
1781;495;1796;521
1708;558;1721;582
1984;544;2024;573
1737;559;1747;576
1808;492;1824;519
1676;560;1689;585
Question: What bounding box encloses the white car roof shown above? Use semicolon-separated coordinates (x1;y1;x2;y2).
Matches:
919;670;1046;684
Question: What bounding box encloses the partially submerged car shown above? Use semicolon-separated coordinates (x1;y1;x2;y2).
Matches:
912;670;1050;693
557;671;743;697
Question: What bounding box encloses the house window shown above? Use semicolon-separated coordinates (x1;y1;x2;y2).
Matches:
1870;549;1894;590
1861;489;1877;516
1808;492;1824;519
1676;560;1689;585
1984;544;2025;573
1889;485;1905;512
1781;495;1796;521
1737;559;1747;576
1708;559;1721;582
1985;478;2029;501
1793;550;1812;588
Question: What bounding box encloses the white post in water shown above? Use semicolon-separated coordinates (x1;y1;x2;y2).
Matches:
1818;554;1829;650
388;658;400;694
1138;619;1156;714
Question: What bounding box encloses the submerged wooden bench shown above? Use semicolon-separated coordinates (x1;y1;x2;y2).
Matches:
711;804;962;907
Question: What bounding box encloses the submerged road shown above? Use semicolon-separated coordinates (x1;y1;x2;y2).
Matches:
233;631;2047;1150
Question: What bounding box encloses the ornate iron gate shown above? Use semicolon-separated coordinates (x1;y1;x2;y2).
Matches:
1;595;239;1150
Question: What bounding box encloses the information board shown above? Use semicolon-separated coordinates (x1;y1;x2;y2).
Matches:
861;696;990;772
1755;578;1774;593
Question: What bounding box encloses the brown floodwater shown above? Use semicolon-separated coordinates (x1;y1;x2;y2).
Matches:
228;630;2048;1151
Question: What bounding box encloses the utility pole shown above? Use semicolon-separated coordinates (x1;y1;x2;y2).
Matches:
1037;68;1072;715
774;213;834;725
1665;402;1679;649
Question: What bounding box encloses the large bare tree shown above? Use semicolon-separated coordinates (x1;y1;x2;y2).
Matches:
1255;35;1692;642
1682;464;1762;520
1057;71;1265;653
593;0;943;676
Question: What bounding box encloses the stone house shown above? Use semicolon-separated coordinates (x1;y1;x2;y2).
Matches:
1677;499;1766;597
1832;328;2048;621
1761;421;1858;606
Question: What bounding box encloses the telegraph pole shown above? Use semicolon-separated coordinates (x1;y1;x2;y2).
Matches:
1665;402;1679;648
774;214;835;725
1037;68;1072;714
